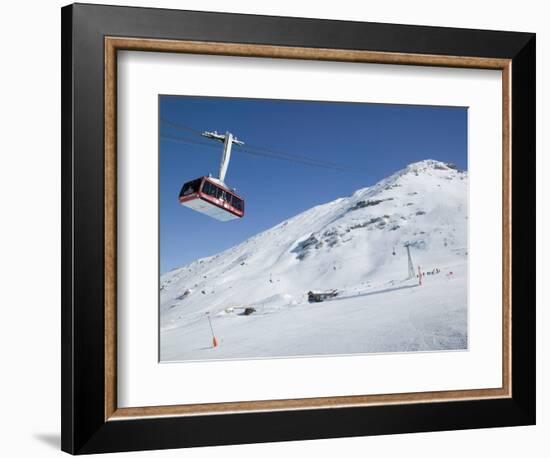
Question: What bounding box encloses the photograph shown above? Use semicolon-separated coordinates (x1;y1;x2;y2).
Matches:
159;96;469;362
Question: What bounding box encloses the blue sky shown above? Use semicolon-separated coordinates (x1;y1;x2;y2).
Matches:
159;95;467;273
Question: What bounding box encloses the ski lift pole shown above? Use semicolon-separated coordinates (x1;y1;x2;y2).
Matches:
405;243;415;279
206;313;218;348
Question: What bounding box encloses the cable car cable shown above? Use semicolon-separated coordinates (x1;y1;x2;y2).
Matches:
238;142;354;170
161;133;220;150
160;117;205;136
162;134;337;169
235;145;356;172
161;118;363;174
161;133;357;172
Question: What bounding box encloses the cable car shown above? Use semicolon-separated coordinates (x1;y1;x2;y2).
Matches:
179;176;244;221
178;129;246;222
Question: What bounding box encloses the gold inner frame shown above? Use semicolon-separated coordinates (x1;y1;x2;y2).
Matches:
104;37;512;421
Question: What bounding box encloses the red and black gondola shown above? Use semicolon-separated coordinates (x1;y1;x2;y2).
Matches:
179;176;245;221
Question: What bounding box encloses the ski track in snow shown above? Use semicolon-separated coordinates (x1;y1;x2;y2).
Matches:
160;160;468;361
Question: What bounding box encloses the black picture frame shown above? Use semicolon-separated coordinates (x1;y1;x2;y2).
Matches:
61;3;535;454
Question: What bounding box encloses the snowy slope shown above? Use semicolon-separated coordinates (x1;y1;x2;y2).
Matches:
160;159;468;361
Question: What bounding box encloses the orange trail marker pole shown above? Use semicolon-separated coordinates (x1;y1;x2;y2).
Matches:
207;315;218;348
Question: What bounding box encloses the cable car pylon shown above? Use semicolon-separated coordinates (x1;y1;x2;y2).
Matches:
405;242;415;279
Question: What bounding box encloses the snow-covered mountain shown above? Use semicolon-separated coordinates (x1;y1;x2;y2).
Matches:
160;159;468;361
